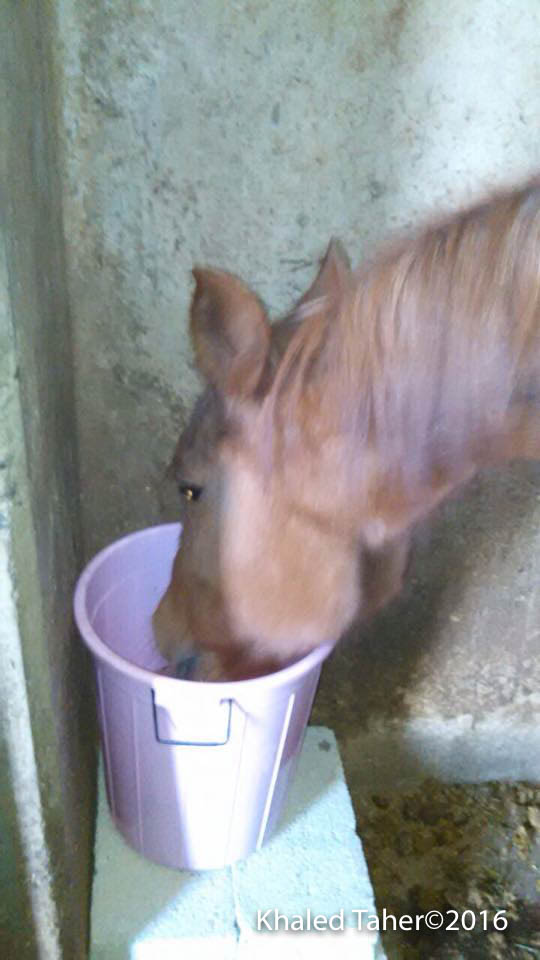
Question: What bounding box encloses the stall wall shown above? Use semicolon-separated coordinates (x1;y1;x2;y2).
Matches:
1;3;96;955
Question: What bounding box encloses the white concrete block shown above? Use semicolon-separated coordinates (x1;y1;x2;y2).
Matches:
90;727;385;959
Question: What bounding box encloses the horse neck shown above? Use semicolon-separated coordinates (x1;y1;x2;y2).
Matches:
334;229;537;501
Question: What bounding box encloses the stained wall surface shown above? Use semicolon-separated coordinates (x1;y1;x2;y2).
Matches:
56;0;540;752
1;3;96;956
58;0;540;555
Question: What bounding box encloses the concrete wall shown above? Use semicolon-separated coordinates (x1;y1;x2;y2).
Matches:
56;0;540;768
0;3;96;956
58;0;540;555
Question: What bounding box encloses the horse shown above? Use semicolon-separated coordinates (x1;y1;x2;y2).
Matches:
153;179;540;680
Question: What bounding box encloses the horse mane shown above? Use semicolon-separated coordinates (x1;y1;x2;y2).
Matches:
262;179;540;487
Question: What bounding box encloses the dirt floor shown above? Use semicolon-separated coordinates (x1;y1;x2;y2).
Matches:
352;779;540;959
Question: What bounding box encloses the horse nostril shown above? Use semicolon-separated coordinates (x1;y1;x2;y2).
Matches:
178;483;203;502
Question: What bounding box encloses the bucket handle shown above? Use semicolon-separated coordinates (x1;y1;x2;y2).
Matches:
151;692;233;746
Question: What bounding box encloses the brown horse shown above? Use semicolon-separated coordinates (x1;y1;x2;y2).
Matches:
154;180;540;680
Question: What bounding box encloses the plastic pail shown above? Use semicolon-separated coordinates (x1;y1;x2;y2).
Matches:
73;524;334;870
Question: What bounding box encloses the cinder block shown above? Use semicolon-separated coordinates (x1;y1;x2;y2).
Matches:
90;727;385;959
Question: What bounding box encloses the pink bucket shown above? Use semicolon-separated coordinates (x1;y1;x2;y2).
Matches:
73;524;334;871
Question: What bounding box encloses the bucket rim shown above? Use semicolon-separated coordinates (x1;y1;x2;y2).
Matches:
73;522;336;694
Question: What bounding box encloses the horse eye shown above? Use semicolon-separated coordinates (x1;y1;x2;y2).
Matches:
178;483;203;502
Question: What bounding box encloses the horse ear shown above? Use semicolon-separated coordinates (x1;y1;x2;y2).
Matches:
295;238;351;310
190;268;271;398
